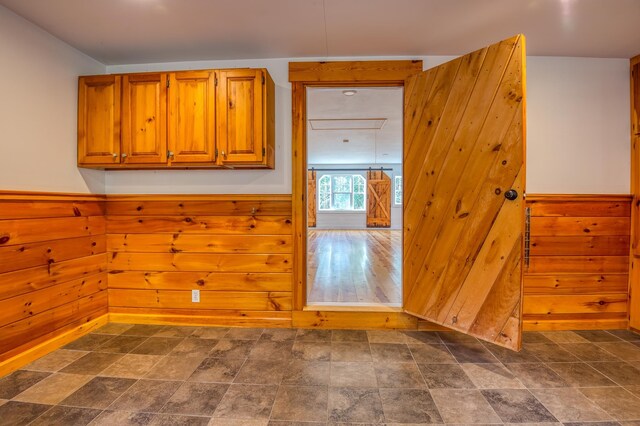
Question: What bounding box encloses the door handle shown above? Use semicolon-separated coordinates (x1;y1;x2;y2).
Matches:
504;189;518;201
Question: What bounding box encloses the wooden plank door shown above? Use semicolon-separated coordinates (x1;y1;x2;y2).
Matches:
403;35;526;350
217;69;264;165
367;170;392;228
308;170;317;228
77;75;121;165
168;71;216;163
121;73;167;164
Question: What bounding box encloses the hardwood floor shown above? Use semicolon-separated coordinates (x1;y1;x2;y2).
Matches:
307;230;402;306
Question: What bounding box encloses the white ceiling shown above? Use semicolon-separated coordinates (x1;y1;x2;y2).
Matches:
307;87;403;165
1;0;639;64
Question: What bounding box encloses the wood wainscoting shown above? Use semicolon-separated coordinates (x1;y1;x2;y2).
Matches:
524;194;631;330
105;195;294;327
0;190;633;372
0;192;109;366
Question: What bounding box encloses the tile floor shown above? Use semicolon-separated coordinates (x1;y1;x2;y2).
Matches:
1;325;640;425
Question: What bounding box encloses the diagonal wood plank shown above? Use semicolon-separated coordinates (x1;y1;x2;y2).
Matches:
403;35;526;350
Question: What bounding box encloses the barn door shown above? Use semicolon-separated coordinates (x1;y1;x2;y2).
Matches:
367;170;392;228
308;170;317;228
403;35;526;350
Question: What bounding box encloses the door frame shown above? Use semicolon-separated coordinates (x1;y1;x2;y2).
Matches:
289;60;423;311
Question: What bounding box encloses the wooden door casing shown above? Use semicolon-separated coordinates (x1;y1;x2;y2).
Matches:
366;170;392;228
168;71;216;164
403;35;526;350
308;170;317;228
78;75;121;165
121;73;168;164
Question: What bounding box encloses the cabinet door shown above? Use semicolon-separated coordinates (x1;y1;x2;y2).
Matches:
168;71;216;163
78;75;121;165
217;69;264;165
121;73;167;164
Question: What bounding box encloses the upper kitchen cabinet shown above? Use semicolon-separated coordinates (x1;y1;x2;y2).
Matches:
217;69;275;168
121;73;167;164
168;71;216;164
77;68;275;169
77;75;121;165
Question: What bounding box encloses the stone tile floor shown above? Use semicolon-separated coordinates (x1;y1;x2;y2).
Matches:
1;325;640;425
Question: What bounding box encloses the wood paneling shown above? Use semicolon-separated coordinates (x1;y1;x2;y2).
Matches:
0;195;108;363
106;215;291;235
402;35;526;350
107;195;294;327
524;194;631;330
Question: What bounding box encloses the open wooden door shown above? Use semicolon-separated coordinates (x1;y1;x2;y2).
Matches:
403;35;526;350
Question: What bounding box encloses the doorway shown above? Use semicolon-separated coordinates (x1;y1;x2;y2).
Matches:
290;35;526;350
305;87;403;308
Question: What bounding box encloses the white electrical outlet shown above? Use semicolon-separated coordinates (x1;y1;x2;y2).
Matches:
192;289;200;303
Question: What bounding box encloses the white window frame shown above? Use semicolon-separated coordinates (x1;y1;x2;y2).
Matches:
394;175;403;206
317;173;366;212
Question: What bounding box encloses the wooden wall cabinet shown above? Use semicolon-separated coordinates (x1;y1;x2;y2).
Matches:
217;69;275;168
77;68;275;169
77;75;121;165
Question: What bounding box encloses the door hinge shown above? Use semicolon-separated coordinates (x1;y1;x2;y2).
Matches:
262;147;266;156
262;73;265;84
166;79;170;88
214;76;218;86
524;207;531;269
214;148;218;161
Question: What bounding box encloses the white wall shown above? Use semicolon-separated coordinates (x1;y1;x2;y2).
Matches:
0;6;106;193
0;12;629;197
526;57;630;194
105;55;630;195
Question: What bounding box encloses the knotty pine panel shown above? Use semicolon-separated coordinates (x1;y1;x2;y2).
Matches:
0;194;108;362
106;195;294;326
108;271;292;292
107;234;292;254
524;195;631;329
106;215;291;235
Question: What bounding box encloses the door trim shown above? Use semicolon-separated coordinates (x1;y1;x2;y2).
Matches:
288;60;423;310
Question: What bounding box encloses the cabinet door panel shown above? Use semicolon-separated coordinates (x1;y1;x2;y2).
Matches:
122;73;167;164
168;71;216;163
78;75;121;165
218;69;264;164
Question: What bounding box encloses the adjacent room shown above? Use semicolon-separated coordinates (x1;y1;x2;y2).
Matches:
306;86;403;307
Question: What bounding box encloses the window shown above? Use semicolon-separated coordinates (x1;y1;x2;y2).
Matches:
394;175;403;205
318;174;366;211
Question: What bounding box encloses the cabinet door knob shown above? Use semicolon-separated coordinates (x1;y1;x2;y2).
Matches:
222;150;226;158
112;153;117;159
121;153;128;159
167;151;174;159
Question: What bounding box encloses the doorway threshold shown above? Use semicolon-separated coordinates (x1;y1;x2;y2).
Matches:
304;302;402;313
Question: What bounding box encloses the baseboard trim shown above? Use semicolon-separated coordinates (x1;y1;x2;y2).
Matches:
0;314;109;377
108;313;292;328
524;318;628;331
